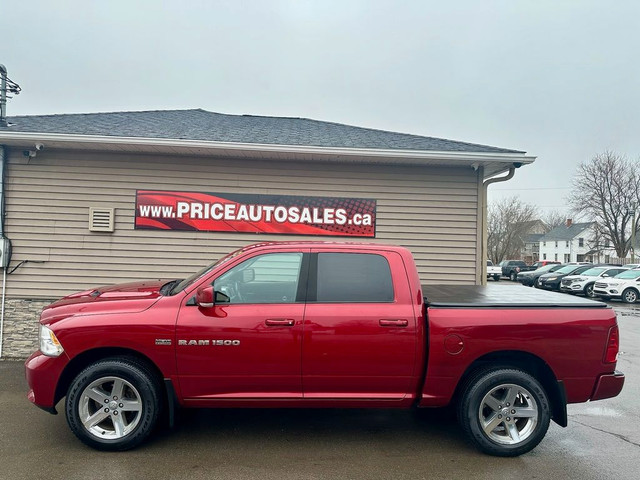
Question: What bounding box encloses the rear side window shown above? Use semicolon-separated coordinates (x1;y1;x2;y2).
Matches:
316;253;394;302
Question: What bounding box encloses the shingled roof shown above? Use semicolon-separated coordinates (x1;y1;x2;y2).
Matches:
1;109;523;154
540;222;594;241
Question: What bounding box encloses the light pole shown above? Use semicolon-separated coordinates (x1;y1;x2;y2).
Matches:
632;208;637;263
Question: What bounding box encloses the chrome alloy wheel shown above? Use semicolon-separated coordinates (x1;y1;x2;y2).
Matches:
78;376;143;440
478;383;539;445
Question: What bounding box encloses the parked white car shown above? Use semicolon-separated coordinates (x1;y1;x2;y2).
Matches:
593;269;640;303
486;260;501;281
560;266;628;298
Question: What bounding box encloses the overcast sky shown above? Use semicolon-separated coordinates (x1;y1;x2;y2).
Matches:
3;0;639;215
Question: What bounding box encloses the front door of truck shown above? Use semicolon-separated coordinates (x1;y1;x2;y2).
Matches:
302;249;417;400
176;251;309;400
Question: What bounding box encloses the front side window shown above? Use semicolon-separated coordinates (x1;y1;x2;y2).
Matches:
213;252;303;304
315;253;393;302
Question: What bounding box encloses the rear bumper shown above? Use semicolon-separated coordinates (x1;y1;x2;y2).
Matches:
590;371;625;401
24;350;70;414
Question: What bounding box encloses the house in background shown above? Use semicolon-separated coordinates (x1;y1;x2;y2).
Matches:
522;233;545;263
515;219;549;263
538;219;600;263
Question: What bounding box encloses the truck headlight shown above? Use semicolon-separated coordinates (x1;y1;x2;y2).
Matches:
547;277;557;281
39;325;64;357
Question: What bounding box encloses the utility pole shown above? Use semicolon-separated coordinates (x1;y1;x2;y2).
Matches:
632;207;637;263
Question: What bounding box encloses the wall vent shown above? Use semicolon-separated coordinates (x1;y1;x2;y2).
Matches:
89;207;115;232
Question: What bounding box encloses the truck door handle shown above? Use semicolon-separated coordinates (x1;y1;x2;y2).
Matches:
379;319;409;327
265;318;295;327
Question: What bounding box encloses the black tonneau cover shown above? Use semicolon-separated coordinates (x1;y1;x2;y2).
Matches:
423;284;608;308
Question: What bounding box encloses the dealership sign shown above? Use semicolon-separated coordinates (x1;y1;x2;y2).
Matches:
135;190;376;237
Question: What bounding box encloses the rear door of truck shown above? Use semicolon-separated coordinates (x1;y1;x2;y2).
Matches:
301;247;417;400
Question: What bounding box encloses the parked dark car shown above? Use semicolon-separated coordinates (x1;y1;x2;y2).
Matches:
537;264;594;291
517;263;564;287
499;260;536;281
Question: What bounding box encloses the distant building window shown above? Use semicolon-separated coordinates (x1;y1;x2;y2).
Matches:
566;241;569;247
555;241;558;248
605;239;610;247
579;238;584;247
605;255;610;263
554;253;558;261
577;255;585;262
564;254;570;262
543;253;547;260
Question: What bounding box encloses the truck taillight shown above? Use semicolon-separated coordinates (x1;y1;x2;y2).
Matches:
604;325;619;363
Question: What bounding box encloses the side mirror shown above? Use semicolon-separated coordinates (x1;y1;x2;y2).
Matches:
602;274;609;278
195;286;215;308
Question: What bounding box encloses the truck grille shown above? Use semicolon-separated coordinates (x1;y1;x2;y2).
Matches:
595;282;608;289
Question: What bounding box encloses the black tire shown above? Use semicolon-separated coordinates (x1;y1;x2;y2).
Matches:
457;368;551;457
493;275;500;282
621;288;639;304
510;272;517;282
584;283;595;298
66;358;161;451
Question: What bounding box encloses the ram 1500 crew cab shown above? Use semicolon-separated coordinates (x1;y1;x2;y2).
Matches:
25;242;624;456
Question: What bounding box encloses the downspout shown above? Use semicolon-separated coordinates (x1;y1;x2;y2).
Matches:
0;144;5;358
480;164;519;285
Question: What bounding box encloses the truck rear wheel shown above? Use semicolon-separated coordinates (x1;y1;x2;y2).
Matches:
65;358;161;451
457;368;551;456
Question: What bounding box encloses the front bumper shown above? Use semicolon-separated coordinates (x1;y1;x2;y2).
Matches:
24;350;70;414
591;371;625;401
538;279;561;290
560;282;585;293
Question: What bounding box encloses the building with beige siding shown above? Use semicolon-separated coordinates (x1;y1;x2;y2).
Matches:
0;109;533;357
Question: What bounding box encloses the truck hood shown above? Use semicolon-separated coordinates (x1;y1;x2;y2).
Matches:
40;279;173;325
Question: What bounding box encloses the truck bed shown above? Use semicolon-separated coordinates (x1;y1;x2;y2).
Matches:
423;284;608;308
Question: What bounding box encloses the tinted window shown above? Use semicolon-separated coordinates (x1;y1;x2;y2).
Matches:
213;253;303;304
316;253;393;302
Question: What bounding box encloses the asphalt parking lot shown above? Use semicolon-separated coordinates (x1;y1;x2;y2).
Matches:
1;291;638;480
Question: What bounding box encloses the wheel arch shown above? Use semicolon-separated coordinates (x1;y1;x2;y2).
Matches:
54;347;166;406
453;350;567;427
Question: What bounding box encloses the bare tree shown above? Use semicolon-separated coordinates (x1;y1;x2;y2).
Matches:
569;152;640;258
541;210;567;231
487;196;539;263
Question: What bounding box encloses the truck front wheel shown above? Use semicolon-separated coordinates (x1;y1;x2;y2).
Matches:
65;358;161;451
457;368;551;456
510;272;517;281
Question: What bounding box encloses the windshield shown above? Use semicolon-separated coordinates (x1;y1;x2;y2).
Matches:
169;247;245;295
556;265;580;274
614;270;640;280
535;264;557;273
487;260;494;266
579;267;607;277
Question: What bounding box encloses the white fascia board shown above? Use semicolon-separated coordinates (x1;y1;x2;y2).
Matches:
0;131;535;169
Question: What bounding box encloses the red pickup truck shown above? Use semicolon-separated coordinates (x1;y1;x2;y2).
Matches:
25;242;624;456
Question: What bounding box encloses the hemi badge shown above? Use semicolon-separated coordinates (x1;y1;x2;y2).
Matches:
155;339;172;346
